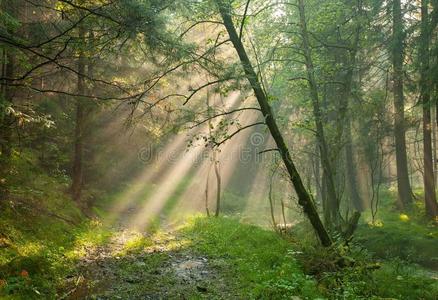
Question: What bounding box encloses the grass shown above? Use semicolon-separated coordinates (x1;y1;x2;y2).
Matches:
0;220;112;298
181;216;438;299
0;202;113;299
182;216;322;299
0;152;114;299
1;152;438;299
355;188;438;268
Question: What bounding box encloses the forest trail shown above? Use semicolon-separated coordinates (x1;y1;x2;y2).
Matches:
62;210;237;300
57;205;438;300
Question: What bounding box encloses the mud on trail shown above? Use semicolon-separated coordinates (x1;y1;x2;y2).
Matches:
60;221;238;300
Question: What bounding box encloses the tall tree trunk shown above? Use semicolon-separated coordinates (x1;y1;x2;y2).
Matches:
213;152;221;217
392;0;413;209
420;0;438;218
0;48;14;199
313;142;322;204
205;86;221;217
343;17;363;212
0;1;16;198
268;168;277;229
342;82;363;214
321;173;330;224
71;26;86;203
345;122;363;211
436;86;438;188
215;0;332;246
432;106;437;187
432;1;438;188
83;30;95;210
204;168;211;217
297;0;339;227
0;49;13;159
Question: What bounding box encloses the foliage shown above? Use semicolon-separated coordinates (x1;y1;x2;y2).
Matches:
292;222;438;300
1;0;438;298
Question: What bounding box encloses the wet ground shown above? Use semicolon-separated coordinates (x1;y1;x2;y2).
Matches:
61;216;238;299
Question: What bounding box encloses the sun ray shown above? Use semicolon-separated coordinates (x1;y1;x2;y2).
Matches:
169;97;262;216
126;92;242;229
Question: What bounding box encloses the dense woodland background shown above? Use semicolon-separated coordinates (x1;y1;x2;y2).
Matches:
0;0;438;299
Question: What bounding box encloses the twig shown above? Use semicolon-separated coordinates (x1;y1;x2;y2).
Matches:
239;0;251;40
213;121;265;147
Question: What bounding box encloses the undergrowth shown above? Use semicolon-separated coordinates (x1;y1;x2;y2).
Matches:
182;216;322;299
0;152;113;299
184;216;438;300
356;188;438;268
1;153;437;299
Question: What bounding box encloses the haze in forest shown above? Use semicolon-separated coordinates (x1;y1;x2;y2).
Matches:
0;0;437;299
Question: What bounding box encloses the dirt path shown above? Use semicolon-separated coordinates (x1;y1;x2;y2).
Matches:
61;216;237;299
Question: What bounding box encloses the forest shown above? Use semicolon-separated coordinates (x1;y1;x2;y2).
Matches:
0;0;438;299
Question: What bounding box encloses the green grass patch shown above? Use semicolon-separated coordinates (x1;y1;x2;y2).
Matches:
355;188;438;268
0;152;113;299
181;216;322;299
181;216;438;300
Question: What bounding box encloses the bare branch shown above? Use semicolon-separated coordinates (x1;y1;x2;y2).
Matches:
258;148;280;155
289;76;310;82
239;0;251;40
213;121;265;147
183;78;235;105
179;20;224;38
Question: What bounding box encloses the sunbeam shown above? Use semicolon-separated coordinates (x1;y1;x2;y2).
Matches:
126;92;243;229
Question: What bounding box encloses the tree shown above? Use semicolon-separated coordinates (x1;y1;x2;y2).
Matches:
297;0;339;227
0;0;177;204
392;0;413;209
0;0;19;199
71;23;86;203
215;0;332;247
419;0;438;218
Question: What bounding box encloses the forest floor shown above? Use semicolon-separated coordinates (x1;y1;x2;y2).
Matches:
63;217;239;299
1;176;438;299
61;209;438;300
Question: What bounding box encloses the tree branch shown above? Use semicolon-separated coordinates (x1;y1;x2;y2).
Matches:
239;0;251;40
190;107;261;128
213;121;265;147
